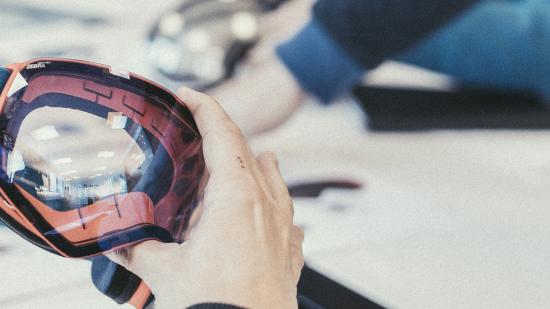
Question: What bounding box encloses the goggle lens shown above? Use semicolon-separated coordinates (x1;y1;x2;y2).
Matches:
0;60;204;257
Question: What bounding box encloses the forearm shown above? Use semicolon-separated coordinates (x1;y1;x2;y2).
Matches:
398;0;550;100
314;0;479;69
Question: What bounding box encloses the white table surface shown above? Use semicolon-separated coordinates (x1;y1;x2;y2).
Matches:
251;99;550;309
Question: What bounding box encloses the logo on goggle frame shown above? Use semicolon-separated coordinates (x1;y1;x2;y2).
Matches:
26;62;50;70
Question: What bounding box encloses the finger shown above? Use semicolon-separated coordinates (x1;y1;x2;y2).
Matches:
290;226;305;283
177;87;254;177
290;246;304;284
291;225;305;244
256;151;293;215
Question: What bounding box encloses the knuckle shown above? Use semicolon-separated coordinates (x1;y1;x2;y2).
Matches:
176;86;192;98
294;226;305;240
250;194;269;209
226;123;244;137
233;190;267;208
298;256;305;269
210;96;224;107
257;151;280;169
215;120;242;140
207;96;223;109
285;196;294;208
192;88;215;103
281;197;294;218
296;248;304;261
257;151;276;162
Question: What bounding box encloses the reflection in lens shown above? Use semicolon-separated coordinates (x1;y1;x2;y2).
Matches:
12;106;154;212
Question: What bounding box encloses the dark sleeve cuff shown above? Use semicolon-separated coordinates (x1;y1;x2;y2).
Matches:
276;18;364;103
187;303;245;309
185;295;321;309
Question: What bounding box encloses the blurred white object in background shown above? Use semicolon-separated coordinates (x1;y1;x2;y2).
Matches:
0;0;181;79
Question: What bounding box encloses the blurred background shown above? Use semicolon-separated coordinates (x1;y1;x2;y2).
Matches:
1;0;550;308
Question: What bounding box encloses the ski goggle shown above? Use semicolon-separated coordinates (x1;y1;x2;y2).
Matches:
0;58;205;262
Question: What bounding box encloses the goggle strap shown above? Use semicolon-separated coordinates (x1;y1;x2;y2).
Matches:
91;256;154;308
0;68;11;94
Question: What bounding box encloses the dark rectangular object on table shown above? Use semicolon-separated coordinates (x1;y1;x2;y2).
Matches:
354;86;550;131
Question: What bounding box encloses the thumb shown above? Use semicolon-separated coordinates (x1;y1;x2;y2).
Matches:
105;240;179;281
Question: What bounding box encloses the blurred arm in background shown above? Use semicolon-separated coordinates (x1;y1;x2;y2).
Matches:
208;0;478;136
209;0;550;136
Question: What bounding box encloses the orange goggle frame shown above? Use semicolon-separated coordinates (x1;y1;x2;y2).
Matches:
0;58;205;308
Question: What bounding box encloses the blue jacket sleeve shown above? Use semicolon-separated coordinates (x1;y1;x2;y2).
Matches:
398;0;550;101
277;0;478;103
276;18;364;103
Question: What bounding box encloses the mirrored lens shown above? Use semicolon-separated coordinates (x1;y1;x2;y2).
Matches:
9;106;157;212
0;61;204;257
